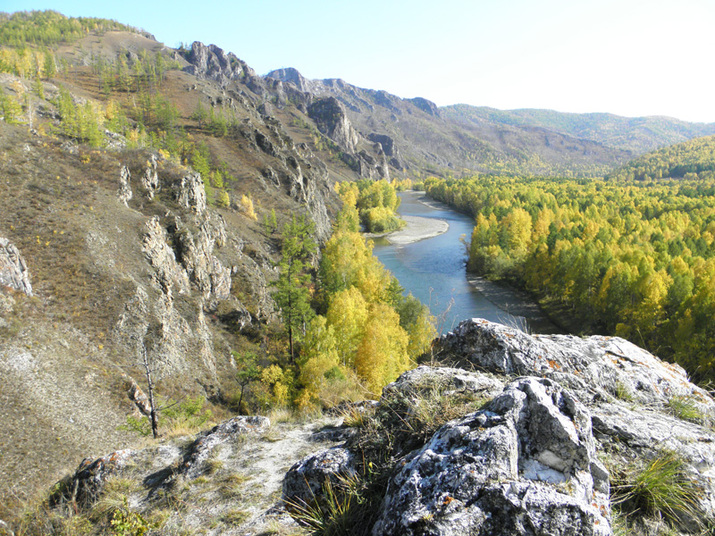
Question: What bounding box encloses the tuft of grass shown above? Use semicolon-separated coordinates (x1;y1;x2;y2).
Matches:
284;473;364;536
205;458;224;475
220;509;250;526
610;450;704;530
614;381;634;402
218;472;249;499
666;396;708;426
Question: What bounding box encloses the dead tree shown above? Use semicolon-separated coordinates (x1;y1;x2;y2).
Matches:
139;343;160;439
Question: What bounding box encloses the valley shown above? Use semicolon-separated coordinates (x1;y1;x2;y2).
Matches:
1;9;715;536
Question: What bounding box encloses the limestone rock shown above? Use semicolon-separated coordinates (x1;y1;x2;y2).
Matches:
180;416;270;479
141;154;159;199
0;238;32;296
124;375;152;416
372;377;611;536
118;165;132;207
174;172;207;216
382;365;504;404
171;215;231;303
142;216;190;294
266;67;318;94
181;41;254;84
433;318;715;411
283;447;357;508
368;132;403;169
431;319;715;526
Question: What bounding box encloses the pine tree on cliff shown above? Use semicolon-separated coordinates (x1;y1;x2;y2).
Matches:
272;215;317;361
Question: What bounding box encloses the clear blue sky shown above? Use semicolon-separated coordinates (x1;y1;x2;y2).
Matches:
4;0;715;122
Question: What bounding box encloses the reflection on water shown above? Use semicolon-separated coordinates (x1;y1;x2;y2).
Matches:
373;191;559;334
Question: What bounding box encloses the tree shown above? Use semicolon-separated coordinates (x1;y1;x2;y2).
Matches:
234;351;261;413
355;302;410;394
272;215;317;361
139;342;160;439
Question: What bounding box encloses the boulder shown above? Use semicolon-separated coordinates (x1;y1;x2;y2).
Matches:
180;416;270;479
283;447;357;508
372;377;611;536
51;450;134;508
433;318;715;411
382;365;504;404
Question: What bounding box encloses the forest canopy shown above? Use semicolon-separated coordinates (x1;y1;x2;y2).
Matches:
0;10;139;48
607;135;715;181
425;174;715;384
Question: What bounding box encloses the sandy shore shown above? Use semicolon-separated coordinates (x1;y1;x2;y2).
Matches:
383;215;449;245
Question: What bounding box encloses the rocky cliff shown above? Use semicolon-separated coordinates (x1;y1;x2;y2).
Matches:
0;39;343;511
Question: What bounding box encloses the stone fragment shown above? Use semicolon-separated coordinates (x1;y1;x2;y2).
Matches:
0;238;32;296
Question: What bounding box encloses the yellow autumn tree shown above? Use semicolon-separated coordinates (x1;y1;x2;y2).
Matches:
326;286;369;367
355;302;410;394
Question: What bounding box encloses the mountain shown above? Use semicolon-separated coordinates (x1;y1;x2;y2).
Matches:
442;106;715;155
266;68;632;177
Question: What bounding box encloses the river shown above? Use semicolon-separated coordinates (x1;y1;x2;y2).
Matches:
372;191;560;334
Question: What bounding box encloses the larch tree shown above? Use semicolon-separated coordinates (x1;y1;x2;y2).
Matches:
272;214;317;361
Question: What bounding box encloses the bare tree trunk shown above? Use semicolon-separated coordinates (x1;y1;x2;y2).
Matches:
141;345;159;439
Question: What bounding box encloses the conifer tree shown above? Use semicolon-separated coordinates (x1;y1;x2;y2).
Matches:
272;215;317;361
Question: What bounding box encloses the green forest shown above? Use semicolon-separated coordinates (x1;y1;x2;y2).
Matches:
0;10;137;47
424;173;715;383
607;135;715;181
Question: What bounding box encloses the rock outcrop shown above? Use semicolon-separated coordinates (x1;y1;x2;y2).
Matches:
181;41;255;85
373;377;611;536
308;97;359;154
0;238;32;296
283;447;357;507
408;97;440;116
117;165;132;206
432;318;715;412
284;319;715;535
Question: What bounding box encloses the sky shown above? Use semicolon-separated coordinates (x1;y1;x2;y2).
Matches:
4;0;715;123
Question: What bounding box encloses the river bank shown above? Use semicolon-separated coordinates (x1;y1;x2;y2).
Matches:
383;214;449;245
373;191;560;334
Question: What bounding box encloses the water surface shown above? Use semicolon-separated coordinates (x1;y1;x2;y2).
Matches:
373;191;559;334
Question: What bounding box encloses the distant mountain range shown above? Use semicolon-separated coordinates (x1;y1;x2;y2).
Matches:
442;105;715;155
266;68;715;177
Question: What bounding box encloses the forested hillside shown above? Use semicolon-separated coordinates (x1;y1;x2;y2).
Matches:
607;135;715;181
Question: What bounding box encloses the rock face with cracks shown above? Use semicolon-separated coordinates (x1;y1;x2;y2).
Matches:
371;377;611;536
0;238;32;296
